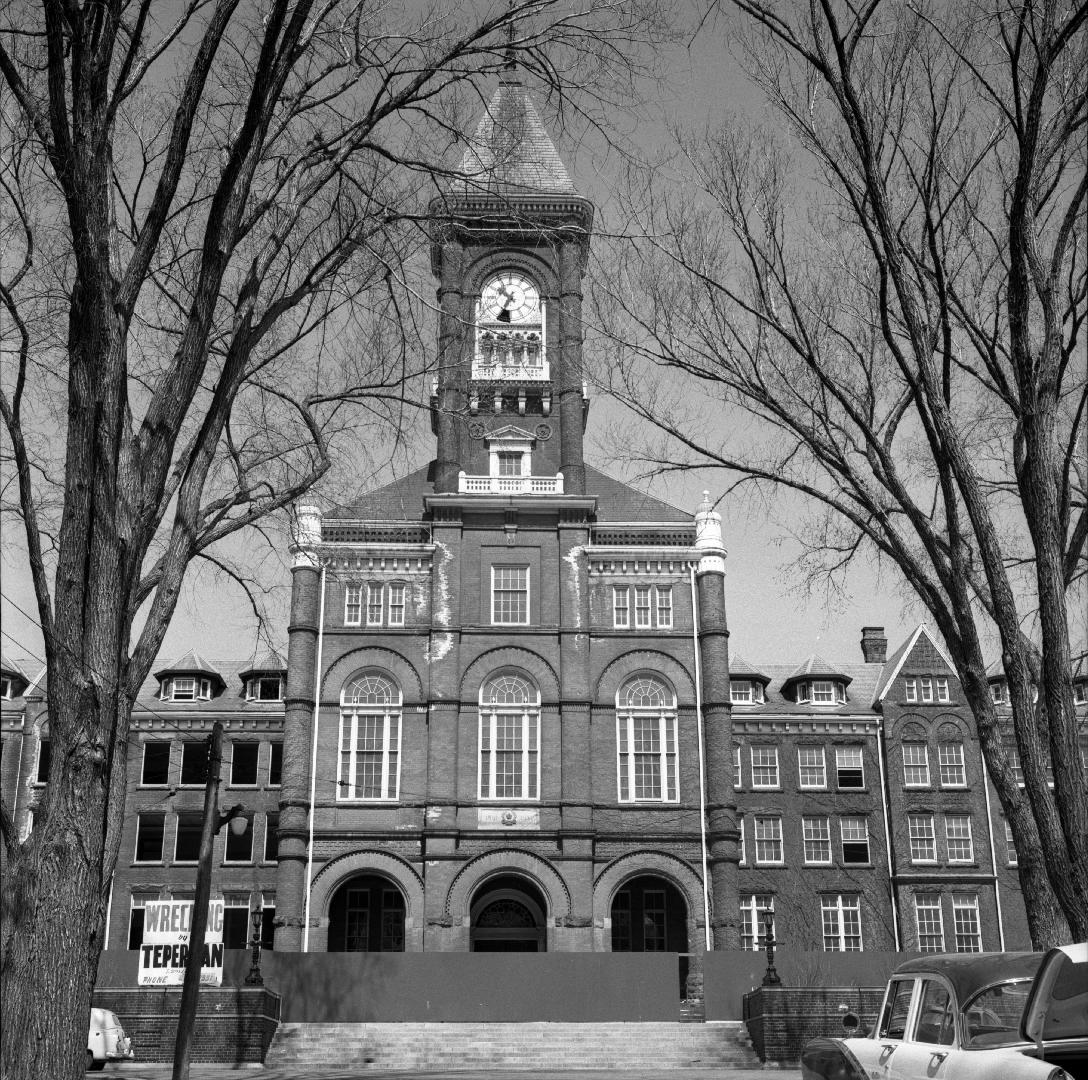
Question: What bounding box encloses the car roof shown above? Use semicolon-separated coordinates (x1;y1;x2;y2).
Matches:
893;952;1044;1003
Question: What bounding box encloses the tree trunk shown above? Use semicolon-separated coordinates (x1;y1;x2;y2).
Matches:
0;693;119;1080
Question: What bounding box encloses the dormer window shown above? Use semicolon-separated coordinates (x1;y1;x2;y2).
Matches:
0;675;11;700
1074;681;1087;705
166;676;211;701
247;676;283;702
796;679;847;705
990;681;1007;704
730;681;765;705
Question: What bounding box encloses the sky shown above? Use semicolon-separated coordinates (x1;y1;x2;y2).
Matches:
0;4;926;678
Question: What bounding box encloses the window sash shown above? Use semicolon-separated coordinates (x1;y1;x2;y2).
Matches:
656;587;673;628
733;745;742;789
821;895;862;951
338;709;401;800
617;712;678;802
803;816;832;864
366;583;384;626
345;584;362;626
811;680;836;703
836;746;865;788
798;747;827;789
492;566;529;625
739;894;774;950
750;746;779;788
936;677;949;701
903;743;931;787
634;586;652;628
613;586;630;628
952;894;981;952
840;816;870;864
479;709;540;800
753;816;783;864
905;678;918;702
945;816;974;863
387;583;406;626
938;743;965;787
909;815;937;862
1004;822;1017;866
915;894;945;952
134;813;165;862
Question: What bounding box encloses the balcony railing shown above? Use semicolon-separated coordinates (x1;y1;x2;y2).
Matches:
458;472;564;495
471;360;550;382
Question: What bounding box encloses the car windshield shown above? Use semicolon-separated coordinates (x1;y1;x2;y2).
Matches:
963;979;1033;1048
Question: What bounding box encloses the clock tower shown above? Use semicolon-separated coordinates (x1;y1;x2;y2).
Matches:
429;68;594;496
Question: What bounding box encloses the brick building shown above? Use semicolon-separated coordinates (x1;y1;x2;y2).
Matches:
3;75;1086;988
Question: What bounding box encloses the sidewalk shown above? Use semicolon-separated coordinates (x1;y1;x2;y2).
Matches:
105;1066;800;1080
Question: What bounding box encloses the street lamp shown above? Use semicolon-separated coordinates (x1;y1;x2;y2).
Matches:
761;907;781;987
245;906;265;986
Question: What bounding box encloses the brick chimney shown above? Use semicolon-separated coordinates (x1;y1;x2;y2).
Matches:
861;626;888;664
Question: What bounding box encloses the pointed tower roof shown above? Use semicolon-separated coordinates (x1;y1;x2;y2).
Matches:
728;655;771;685
454;75;577;196
153;650;225;691
782;653;853;690
238;649;287;682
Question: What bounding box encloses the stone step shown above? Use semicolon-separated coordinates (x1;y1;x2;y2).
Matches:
266;1021;758;1070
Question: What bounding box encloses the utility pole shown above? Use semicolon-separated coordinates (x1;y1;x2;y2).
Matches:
172;722;243;1080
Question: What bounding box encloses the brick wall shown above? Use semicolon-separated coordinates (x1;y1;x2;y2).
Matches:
744;985;884;1064
91;987;279;1063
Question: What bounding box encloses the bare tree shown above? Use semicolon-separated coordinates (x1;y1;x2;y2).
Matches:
0;1;661;1075
592;0;1087;946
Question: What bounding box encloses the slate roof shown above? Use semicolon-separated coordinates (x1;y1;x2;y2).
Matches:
727;655;771;685
0;654;26;679
134;659;283;715
455;76;577;196
239;650;287;680
728;660;883;717
782;653;853;688
153;650;222;682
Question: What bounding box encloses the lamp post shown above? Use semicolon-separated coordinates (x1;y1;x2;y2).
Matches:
245;906;265;986
172;721;247;1080
761;907;781;987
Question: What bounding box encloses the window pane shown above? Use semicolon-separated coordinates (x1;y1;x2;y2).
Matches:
174;813;203;862
836;746;864;788
345;584;362;625
750;746;779;787
35;739;51;783
945;815;974;862
268;742;283;786
739;894;774;950
388;584;406;626
492;566;529;624
798;747;826;789
264;814;279;861
256;676;282;701
754;817;782;863
135;814;165;862
180;741;208;785
656;587;672;628
915;893;944;952
938;742;965;786
224;819;253;862
230;743;259;785
223;906;250;949
803;816;831;864
841;816;870;864
952;894;981;951
613;586;629;628
634;586;651;628
909;814;937;862
142;742;171;785
903;742;930;786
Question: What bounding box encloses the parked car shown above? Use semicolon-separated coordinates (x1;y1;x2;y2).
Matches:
801;944;1087;1080
87;1007;134;1071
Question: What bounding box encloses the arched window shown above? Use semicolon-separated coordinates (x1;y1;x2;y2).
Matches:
339;672;401;800
616;675;678;802
478;673;540;800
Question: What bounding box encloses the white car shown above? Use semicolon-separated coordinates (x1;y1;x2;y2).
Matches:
801;944;1087;1080
87;1007;135;1071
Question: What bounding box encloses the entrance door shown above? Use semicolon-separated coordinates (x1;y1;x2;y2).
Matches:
611;875;688;996
327;874;405;951
470;875;547;952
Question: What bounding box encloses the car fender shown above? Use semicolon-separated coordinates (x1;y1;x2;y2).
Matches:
801;1037;873;1080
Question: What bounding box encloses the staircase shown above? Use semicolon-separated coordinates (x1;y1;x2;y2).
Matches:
266;1021;759;1070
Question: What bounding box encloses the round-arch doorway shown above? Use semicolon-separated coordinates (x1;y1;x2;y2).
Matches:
470;875;547;952
327;873;405;952
610;875;688;996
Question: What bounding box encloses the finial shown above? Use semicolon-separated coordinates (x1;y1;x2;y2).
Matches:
698;490;713;514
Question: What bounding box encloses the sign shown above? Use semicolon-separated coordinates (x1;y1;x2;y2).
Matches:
138;898;225;987
477;807;540;830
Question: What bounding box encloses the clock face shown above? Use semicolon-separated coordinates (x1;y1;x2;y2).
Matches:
480;272;540;324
